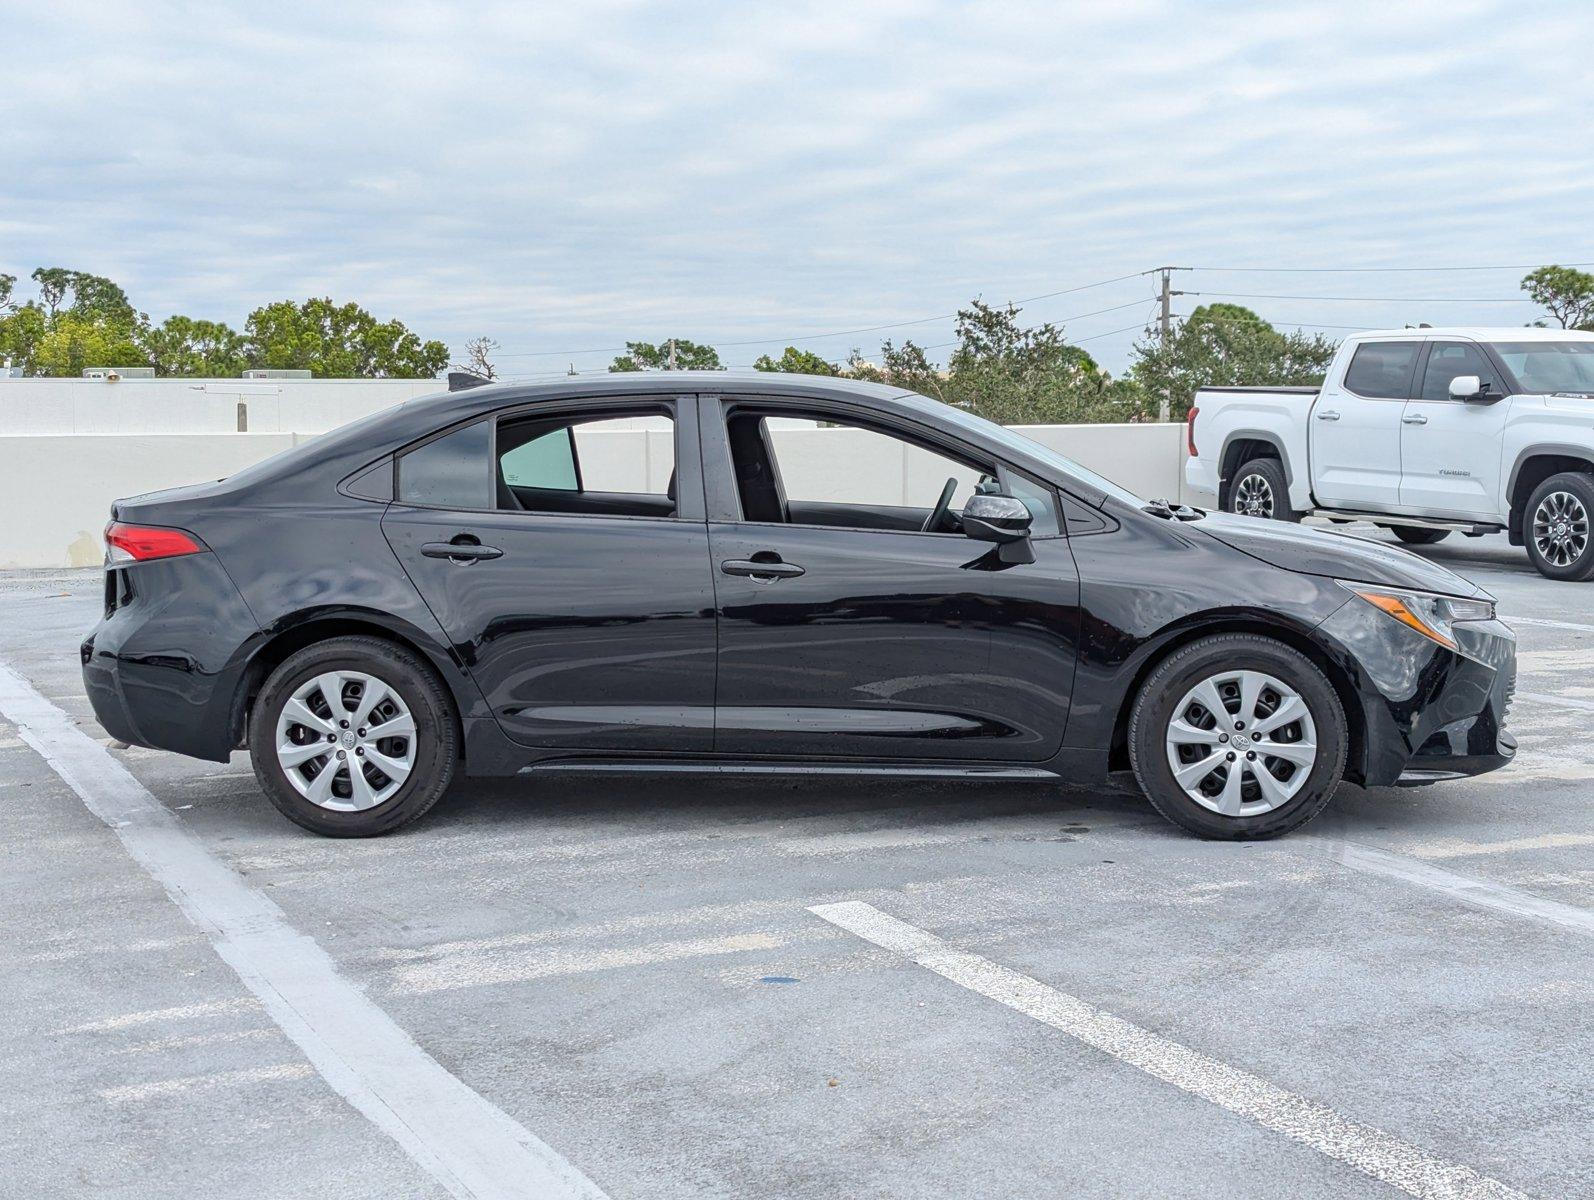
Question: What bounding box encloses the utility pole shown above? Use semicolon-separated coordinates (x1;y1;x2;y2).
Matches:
667;338;677;370
1153;266;1190;421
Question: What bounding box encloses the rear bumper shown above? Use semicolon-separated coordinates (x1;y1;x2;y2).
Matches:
1317;601;1517;788
1184;456;1219;502
80;556;258;763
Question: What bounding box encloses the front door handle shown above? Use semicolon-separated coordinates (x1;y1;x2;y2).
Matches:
1402;413;1429;425
1315;410;1341;422
422;536;503;563
721;558;805;580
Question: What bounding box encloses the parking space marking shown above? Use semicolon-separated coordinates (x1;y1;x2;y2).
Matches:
1517;691;1594;715
1336;843;1594;937
1506;616;1594;634
810;900;1529;1200
1403;833;1594;860
0;663;609;1200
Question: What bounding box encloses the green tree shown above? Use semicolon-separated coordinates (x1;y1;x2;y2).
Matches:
609;338;721;371
243;297;448;378
29;313;146;377
1129;304;1336;420
1522;265;1594;330
139;315;250;376
752;346;839;375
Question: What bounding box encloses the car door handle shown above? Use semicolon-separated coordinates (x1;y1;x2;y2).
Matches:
1315;410;1341;421
1402;413;1428;425
721;558;805;580
422;538;503;562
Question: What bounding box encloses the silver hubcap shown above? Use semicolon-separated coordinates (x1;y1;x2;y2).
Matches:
1234;474;1274;518
275;670;416;811
1533;491;1589;568
1164;669;1317;817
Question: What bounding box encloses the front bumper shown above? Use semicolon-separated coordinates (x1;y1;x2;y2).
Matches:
1316;599;1516;788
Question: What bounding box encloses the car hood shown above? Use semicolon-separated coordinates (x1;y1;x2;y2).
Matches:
1189;511;1487;598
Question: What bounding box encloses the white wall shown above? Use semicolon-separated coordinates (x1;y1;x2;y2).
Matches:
0;377;435;435
0;398;1195;568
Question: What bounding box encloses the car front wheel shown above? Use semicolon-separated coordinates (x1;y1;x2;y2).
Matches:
1524;472;1594;581
249;636;458;837
1128;634;1347;839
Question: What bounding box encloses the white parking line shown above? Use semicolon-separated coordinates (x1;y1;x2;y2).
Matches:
810;900;1529;1200
0;664;608;1200
1506;615;1594;634
1516;690;1594;715
1336;843;1594;937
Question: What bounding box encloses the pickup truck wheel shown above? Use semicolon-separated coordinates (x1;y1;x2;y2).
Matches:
1128;634;1347;840
1391;527;1450;546
1525;472;1594;581
1228;457;1299;523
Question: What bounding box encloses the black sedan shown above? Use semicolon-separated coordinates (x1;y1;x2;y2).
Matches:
82;374;1516;839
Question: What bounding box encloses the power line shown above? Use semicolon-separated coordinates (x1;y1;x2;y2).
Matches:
1184;291;1530;303
1186;261;1594;273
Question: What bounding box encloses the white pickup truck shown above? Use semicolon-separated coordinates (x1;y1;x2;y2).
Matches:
1184;327;1594;580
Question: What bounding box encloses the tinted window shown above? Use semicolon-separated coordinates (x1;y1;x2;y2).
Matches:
1343;342;1419;398
397;420;490;509
1004;471;1062;536
1420;342;1498;400
496;410;677;518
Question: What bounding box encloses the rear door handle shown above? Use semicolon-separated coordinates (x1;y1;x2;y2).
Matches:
422;538;503;562
1402;413;1428;425
721;558;805;580
1315;410;1341;421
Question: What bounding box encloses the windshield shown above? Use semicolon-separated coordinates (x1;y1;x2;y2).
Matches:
929;402;1146;506
1492;341;1594;395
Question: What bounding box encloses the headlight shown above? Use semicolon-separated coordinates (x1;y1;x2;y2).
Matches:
1338;581;1495;650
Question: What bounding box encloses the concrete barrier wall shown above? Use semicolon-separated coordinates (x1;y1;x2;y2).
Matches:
0;418;1194;569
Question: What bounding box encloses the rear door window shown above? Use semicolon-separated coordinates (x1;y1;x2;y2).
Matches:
1342;341;1420;399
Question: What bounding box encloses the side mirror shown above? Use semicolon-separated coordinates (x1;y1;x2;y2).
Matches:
962;493;1032;544
1448;375;1483;400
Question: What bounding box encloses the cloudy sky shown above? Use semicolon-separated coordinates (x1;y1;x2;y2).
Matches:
6;0;1593;376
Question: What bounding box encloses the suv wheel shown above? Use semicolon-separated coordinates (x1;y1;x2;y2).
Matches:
249;636;458;837
1128;634;1347;840
1524;472;1594;581
1228;457;1299;523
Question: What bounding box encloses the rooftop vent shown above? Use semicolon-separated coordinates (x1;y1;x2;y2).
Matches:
241;369;313;380
82;367;156;380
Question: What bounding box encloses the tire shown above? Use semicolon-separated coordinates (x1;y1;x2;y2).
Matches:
1523;472;1594;582
1227;457;1299;523
1390;526;1450;546
249;636;458;837
1127;634;1347;840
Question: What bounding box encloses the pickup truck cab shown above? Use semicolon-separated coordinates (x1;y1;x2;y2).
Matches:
1184;327;1594;580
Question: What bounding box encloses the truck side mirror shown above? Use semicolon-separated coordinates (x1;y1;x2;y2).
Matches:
1448;375;1482;400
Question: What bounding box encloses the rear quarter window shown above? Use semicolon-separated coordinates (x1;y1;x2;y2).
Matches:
397;420;491;509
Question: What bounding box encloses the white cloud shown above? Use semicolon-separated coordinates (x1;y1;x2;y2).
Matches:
3;0;1591;374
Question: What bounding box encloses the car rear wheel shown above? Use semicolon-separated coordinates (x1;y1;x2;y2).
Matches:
1128;634;1347;840
1523;472;1594;581
1227;457;1299;523
1390;526;1450;546
249;636;458;837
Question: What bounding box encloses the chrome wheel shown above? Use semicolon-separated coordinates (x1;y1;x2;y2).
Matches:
1164;669;1317;817
274;670;416;811
1234;473;1274;518
1532;491;1589;568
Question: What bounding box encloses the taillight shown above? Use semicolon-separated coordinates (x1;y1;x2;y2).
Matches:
1186;406;1199;457
104;522;206;564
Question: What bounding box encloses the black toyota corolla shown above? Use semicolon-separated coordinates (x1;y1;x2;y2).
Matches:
82;374;1516;839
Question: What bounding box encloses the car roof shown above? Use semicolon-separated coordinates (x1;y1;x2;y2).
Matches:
1351;327;1594;342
